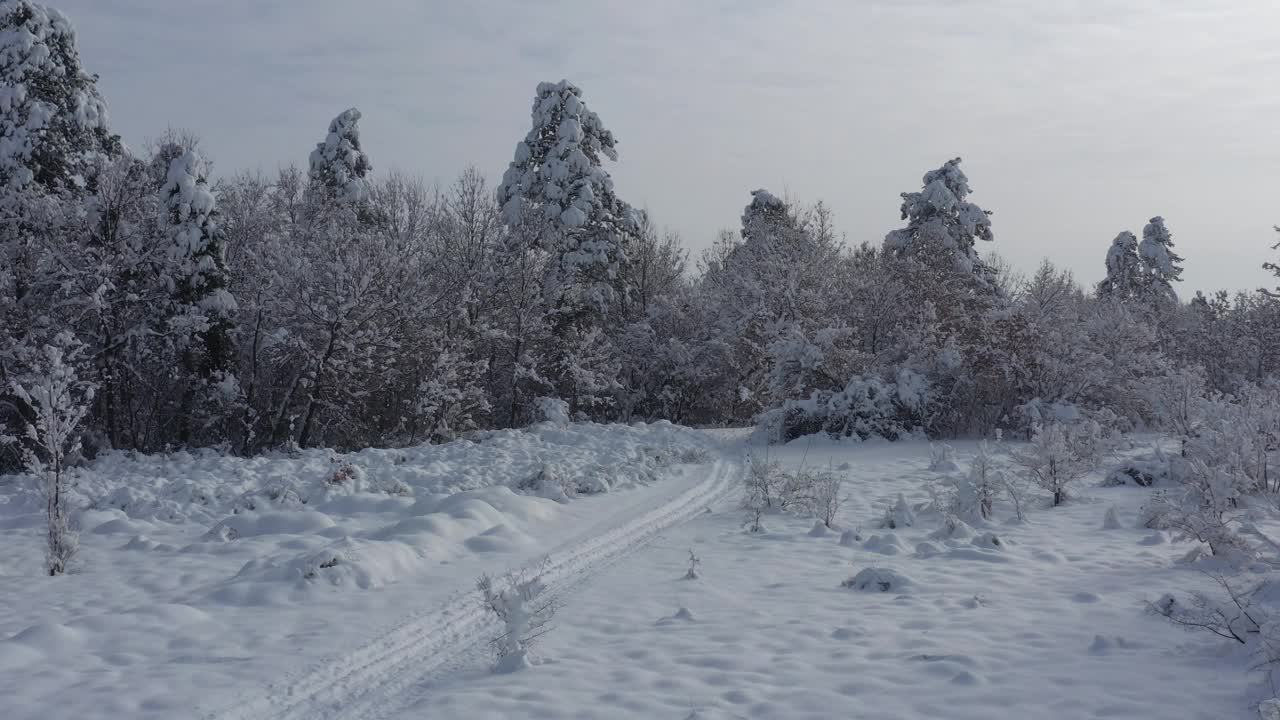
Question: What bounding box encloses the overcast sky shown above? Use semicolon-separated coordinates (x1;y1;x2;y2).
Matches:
58;0;1280;294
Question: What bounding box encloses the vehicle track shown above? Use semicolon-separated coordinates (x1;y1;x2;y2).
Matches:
204;459;741;720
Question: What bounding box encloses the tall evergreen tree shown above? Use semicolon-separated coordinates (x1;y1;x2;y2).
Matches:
496;79;637;322
1138;216;1183;303
307;108;371;204
1097;231;1143;300
159;147;237;445
883;157;994;283
0;0;119;195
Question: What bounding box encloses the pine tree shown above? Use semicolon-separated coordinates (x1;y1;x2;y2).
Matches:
1097;231;1143;300
159;146;237;444
307;108;371;204
1138;216;1183;303
496;79;637;322
883;157;994;282
0;0;119;195
1262;226;1280;299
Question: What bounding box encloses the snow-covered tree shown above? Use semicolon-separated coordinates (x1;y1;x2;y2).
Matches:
1009;422;1096;506
883;157;995;282
414;345;489;443
935;441;1002;522
1145;364;1207;453
0;0;120;454
7;331;94;574
307;108;371;204
160;148;237;403
1138;216;1183;303
0;0;119;194
1264;226;1280;298
1097;231;1143;299
496;79;636;322
698;192;845;423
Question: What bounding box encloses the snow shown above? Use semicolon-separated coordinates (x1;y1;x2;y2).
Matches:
0;421;724;719
378;438;1251;720
0;429;1262;718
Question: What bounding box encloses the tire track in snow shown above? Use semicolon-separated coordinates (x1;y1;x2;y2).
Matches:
204;459;741;720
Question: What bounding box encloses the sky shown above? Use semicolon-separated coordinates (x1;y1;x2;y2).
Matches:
57;0;1280;294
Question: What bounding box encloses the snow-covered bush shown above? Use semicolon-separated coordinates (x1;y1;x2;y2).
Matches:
534;397;571;426
928;443;959;472
760;373;925;443
1145;459;1256;564
516;464;578;503
1145;365;1207;452
1102;506;1123;530
7;333;96;575
879;493;915;529
741;456;841;529
933;442;1001;522
683;549;700;580
842;566;912;593
742;455;782;531
327;459;360;487
477;562;556;673
809;469;843;529
1104;449;1172;487
677;446;714;465
1151;575;1273;657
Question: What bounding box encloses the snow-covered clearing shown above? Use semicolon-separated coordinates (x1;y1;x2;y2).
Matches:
0;427;1259;719
391;437;1255;720
0;422;727;719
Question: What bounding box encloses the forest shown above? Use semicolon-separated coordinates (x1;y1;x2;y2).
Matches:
5;2;1278;469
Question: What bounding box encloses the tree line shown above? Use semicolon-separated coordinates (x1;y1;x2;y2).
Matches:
3;0;1280;470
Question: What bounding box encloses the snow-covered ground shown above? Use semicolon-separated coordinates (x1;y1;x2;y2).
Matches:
0;427;1260;719
0;422;728;719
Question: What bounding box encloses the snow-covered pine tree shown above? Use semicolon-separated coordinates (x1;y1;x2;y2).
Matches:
496;79;637;323
1097;231;1143;300
158;145;237;444
0;0;119;195
307;108;371;204
1138;216;1183;303
495;80;638;419
1265;226;1280;298
883;157;994;282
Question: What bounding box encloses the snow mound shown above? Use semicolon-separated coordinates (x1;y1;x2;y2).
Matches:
211;537;426;605
862;533;907;556
206;510;338;540
842;567;913;593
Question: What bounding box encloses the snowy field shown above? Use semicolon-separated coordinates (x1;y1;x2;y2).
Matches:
0;422;728;719
0;426;1260;720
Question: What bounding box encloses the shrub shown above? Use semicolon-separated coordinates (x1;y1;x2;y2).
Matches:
1009;422;1096;506
477;561;556;673
758;373;928;443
